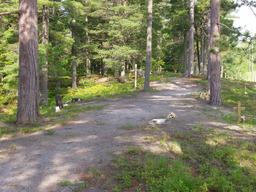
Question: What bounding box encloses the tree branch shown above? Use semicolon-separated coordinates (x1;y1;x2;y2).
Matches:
240;0;256;17
219;23;241;33
0;10;20;16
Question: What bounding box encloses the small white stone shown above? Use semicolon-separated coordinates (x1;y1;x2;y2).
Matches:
63;104;68;107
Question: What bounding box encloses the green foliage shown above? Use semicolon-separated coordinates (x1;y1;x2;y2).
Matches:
221;47;250;79
0;28;19;90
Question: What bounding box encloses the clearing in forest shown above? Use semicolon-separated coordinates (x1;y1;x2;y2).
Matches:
0;78;255;192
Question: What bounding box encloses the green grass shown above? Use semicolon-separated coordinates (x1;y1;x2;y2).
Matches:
44;130;56;135
58;180;85;192
197;78;256;128
85;130;256;192
119;123;146;130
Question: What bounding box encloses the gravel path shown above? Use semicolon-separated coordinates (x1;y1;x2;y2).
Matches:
0;77;254;192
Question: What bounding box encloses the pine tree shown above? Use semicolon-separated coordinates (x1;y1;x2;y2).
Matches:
208;0;221;106
144;0;153;90
17;0;41;123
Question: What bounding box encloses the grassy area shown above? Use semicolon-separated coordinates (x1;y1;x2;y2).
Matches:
83;128;256;192
197;77;256;128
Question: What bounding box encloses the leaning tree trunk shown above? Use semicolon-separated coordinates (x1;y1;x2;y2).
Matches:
144;0;153;90
39;5;49;106
185;0;194;77
208;0;221;106
16;0;41;124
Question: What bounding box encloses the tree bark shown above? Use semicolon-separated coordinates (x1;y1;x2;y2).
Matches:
100;61;106;76
183;32;188;76
208;0;222;106
71;19;77;89
39;5;49;106
183;0;188;76
144;0;153;90
85;1;91;78
195;25;201;74
120;62;126;83
16;0;41;124
185;0;194;77
207;8;211;80
202;29;207;76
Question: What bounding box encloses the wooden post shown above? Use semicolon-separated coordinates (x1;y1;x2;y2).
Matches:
233;101;246;122
135;64;137;88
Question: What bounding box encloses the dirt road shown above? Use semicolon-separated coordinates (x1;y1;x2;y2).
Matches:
0;78;251;192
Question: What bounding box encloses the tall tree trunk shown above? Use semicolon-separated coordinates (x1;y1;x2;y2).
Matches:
17;0;41;124
207;8;211;80
202;29;207;76
183;0;188;76
100;61;106;76
140;19;143;69
71;19;77;89
208;0;221;106
86;58;91;77
183;31;188;76
40;5;49;106
156;33;163;72
144;0;153;90
85;23;91;77
85;0;91;78
195;25;201;74
120;62;126;83
185;0;194;77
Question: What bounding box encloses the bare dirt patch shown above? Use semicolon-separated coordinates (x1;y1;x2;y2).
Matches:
0;77;255;192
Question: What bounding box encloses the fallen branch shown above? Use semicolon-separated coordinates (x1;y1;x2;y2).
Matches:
0;11;20;16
